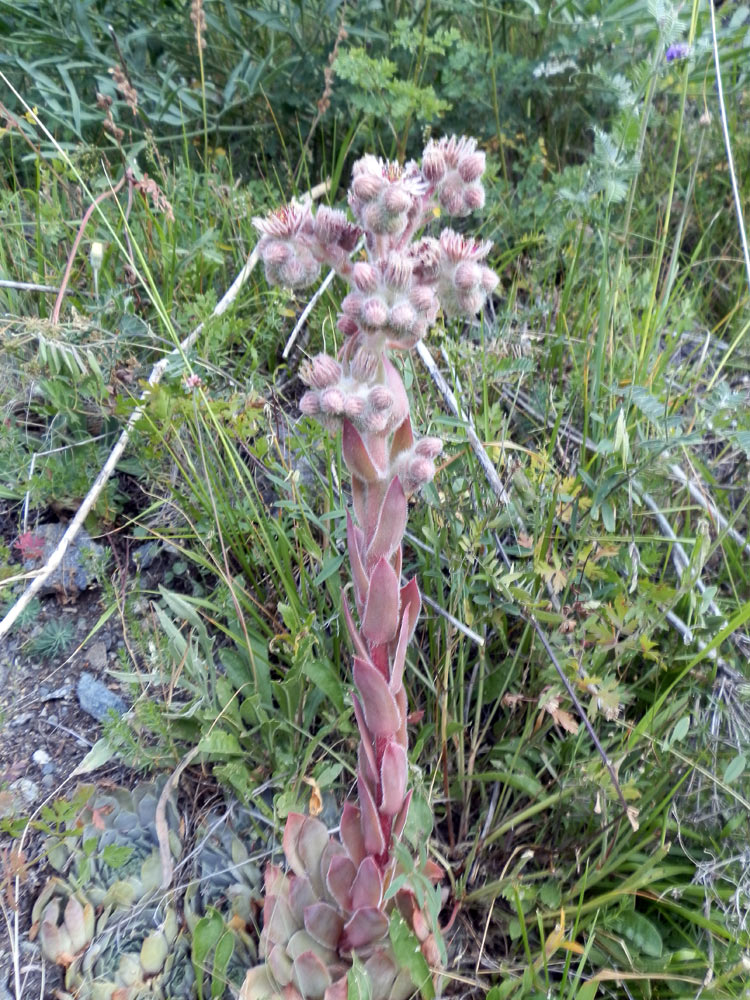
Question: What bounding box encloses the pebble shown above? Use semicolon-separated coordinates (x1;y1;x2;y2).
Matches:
85;640;108;671
10;712;33;728
9;778;40;807
32;749;51;767
47;713;59;726
77;671;127;723
21;521;103;596
41;774;55;791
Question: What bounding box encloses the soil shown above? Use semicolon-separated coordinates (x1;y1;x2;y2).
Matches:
0;583;132;999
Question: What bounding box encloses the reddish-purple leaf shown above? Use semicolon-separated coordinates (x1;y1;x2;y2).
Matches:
341;907;389;950
341;596;368;662
340;802;365;867
267;944;294;987
347;511;369;612
389;602;411;694
265;895;296;947
358;774;386;857
351;479;367;530
296;818;330;897
343;420;380;483
294;950;333;997
361;558;400;644
379;741;407;816
352;693;378;784
366;476;407;567
351;856;383;910
389;415;413;461
282;813;307;876
288;875;316;925
399;577;421;643
304;902;344;950
353;657;401;737
326;854;356;911
392;789;412;841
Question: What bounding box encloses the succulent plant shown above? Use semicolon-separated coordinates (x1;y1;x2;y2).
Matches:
246;137;498;1000
33;781;263;1000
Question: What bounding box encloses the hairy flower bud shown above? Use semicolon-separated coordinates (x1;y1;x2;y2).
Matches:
351;173;382;202
353;262;378;293
362;297;388;328
338;314;359;337
321;388;346;414
368;386;393;411
301;353;342;389
299;392;321;415
345;396;366;418
458;151;486;183
454;261;482;291
384;186;411;214
421;145;446;183
415;436;443;459
390;302;417;333
383;253;412;292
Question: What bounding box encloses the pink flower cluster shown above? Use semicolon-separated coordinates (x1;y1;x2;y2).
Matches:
422;135;486;216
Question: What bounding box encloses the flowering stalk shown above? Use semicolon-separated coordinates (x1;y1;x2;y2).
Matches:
242;137;498;1000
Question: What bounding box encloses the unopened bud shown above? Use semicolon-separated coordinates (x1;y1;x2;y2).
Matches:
352;262;378;293
321;388;345;414
352;174;382;202
344;396;365;418
337;314;359;337
481;267;499;293
368;386;393;411
90;241;104;270
422;147;446;183
384;186;411;214
464;184;485;210
415;436;443;459
304;353;342;389
390;301;416;332
362;297;388;328
411;285;438;315
299;392;321;415
458;152;485;183
454;261;482;291
383;253;412;291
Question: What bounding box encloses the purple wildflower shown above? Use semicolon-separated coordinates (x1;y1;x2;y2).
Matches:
666;42;690;63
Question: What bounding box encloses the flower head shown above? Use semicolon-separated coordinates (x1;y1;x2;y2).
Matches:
666;42;690;63
436;229;498;317
423;135;486;217
253;202;320;288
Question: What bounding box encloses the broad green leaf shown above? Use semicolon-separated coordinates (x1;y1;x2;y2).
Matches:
72;738;116;775
197;730;244;757
723;753;746;785
192;908;224;1000
301;658;344;713
389;913;434;1000
612;911;662;958
670;715;690;745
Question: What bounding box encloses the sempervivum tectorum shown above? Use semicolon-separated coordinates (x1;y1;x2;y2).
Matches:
240;810;441;1000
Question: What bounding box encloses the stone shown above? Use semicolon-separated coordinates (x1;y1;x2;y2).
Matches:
9;778;40;807
32;749;51;767
19;522;104;598
77;672;127;723
85;641;108;671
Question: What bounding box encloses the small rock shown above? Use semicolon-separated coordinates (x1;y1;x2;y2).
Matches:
47;713;59;726
32;749;51;767
9;778;40;807
20;522;104;597
10;712;33;728
41;774;55;791
77;672;127;723
86;641;108;671
42;762;55;776
41;684;73;701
